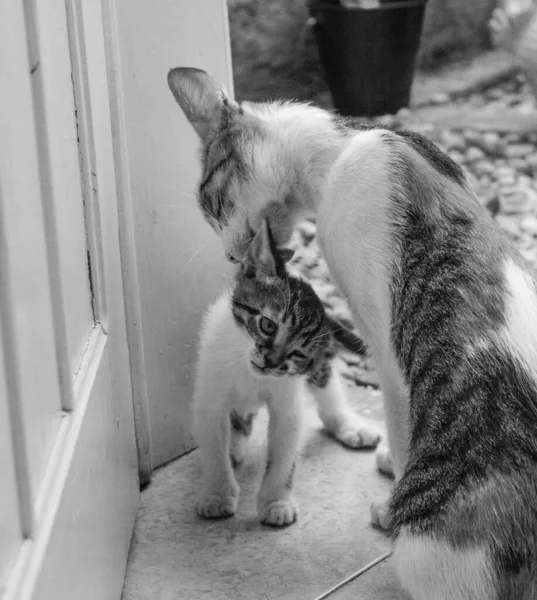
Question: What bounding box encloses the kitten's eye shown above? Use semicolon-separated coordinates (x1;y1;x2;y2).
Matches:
289;350;307;360
259;316;277;336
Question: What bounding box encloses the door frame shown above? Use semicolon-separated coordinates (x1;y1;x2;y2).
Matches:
101;0;153;487
107;0;235;474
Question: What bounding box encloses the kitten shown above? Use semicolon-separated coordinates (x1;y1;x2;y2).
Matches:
193;219;379;527
169;68;537;598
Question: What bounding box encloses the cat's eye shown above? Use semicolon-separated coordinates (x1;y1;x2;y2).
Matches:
289;350;307;360
259;316;277;336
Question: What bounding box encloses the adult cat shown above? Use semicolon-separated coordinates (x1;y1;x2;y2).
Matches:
167;67;537;600
194;219;379;527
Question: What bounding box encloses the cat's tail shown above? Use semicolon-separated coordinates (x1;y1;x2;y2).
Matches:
324;314;367;356
391;470;537;600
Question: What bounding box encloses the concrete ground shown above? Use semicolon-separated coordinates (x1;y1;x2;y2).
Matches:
121;387;408;600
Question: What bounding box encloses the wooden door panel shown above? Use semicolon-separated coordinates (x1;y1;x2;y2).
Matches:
0;0;64;501
26;333;138;600
30;0;95;378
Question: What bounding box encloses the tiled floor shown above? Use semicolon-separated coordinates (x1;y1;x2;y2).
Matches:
122;387;408;600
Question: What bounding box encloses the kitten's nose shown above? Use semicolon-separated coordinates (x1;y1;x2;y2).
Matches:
264;354;287;370
263;356;279;369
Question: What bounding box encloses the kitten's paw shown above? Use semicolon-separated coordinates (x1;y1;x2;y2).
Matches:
375;445;394;477
260;500;298;528
370;499;391;531
197;492;238;519
335;421;381;450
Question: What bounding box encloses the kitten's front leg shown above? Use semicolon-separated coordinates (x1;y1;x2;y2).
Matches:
257;386;303;527
193;387;239;519
310;366;381;449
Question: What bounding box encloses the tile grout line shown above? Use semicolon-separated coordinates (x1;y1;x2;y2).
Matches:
310;551;392;600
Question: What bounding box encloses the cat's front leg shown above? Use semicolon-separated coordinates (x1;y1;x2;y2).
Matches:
193;387;239;519
375;442;394;477
310;365;381;449
257;386;303;527
370;366;410;531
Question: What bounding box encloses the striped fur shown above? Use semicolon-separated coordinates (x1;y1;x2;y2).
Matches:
169;67;537;598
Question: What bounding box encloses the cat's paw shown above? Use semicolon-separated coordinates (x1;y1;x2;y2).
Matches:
259;499;298;528
370;499;391;531
375;445;394;477
197;492;238;519
334;421;381;450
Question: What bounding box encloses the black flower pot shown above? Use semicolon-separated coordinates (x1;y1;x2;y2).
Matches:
309;1;428;117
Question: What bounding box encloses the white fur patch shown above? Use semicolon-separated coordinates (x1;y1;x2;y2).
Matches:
316;129;411;477
393;531;494;600
499;259;537;387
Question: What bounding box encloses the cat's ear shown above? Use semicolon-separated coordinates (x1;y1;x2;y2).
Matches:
167;67;228;143
244;219;280;279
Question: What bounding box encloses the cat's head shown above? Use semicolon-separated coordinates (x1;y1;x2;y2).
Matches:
167;67;332;263
231;219;327;378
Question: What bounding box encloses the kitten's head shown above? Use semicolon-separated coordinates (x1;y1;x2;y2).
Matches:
231;219;327;378
167;67;331;263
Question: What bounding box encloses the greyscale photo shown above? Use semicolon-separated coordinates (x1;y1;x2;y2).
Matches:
1;1;536;599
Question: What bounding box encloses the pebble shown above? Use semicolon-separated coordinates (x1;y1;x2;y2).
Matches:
510;158;532;175
473;160;495;176
520;248;537;263
396;107;412;120
439;130;465;151
480;132;505;156
466;146;485;162
520;217;537;237
486;88;504;100
526;153;537;171
430;92;450;105
501;191;529;215
463;129;484;147
504;144;534;160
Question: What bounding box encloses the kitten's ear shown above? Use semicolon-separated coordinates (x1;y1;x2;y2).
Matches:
167;67;228;143
244;219;280;279
278;248;295;264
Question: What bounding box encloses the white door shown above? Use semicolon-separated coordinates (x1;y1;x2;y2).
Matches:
0;1;139;599
111;0;235;471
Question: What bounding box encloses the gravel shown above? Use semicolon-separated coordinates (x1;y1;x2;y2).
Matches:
292;72;537;388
